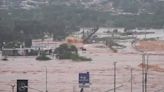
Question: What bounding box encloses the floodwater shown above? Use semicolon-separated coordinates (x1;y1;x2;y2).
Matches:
79;28;164;40
1;28;164;92
0;44;164;92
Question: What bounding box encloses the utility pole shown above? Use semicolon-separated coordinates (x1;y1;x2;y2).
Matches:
82;28;85;39
144;27;147;39
142;53;149;92
131;68;133;92
80;88;84;92
142;54;145;92
145;54;149;92
73;85;75;92
45;66;48;92
113;62;117;92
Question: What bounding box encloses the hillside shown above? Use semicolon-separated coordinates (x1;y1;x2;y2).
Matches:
1;0;164;14
0;0;164;47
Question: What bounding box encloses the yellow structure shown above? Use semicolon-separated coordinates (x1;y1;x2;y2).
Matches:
65;36;84;48
66;36;83;43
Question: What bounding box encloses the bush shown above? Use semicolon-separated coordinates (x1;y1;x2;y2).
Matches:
78;56;92;61
36;53;51;61
71;54;92;61
70;54;80;61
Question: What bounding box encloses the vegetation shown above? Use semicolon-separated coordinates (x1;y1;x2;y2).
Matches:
70;54;92;61
55;43;78;59
55;43;91;61
3;41;22;48
36;52;51;61
0;1;164;47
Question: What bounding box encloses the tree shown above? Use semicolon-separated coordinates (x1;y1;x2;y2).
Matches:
55;43;78;59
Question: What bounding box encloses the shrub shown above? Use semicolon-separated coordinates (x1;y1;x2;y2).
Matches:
71;54;92;61
78;56;92;61
36;52;51;61
70;54;80;61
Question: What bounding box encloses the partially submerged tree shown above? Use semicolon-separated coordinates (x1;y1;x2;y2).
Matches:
55;43;78;59
55;43;91;61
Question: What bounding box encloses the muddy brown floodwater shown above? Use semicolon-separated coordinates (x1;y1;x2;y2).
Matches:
0;44;164;92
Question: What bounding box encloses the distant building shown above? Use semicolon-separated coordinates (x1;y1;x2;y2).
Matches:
2;48;38;56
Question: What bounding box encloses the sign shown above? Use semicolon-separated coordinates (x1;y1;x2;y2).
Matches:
79;72;90;84
17;80;28;92
79;72;90;88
